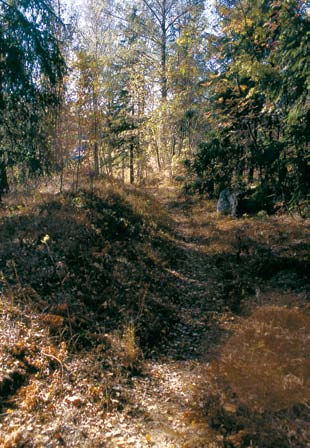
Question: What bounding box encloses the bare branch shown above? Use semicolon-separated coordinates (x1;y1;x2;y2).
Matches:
141;0;162;25
165;6;194;32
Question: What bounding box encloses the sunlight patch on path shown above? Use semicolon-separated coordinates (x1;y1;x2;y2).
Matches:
104;360;219;448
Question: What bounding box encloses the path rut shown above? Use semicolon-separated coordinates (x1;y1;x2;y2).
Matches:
103;186;226;448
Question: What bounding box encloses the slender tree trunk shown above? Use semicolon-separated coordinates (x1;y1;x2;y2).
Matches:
94;141;99;176
0;161;9;202
161;20;167;101
130;142;134;184
155;144;161;170
122;155;125;182
92;87;100;176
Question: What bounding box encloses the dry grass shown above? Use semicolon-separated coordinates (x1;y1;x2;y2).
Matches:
0;178;309;447
168;193;310;447
200;303;310;447
0;178;179;446
213;305;310;411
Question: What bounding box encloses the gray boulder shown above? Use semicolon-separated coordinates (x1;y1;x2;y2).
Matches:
217;188;241;217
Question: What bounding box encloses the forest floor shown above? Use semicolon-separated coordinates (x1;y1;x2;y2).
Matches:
0;177;309;447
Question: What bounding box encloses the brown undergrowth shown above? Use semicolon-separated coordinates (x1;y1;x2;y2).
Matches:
203;303;310;448
0;178;309;447
172;194;310;448
0;179;178;446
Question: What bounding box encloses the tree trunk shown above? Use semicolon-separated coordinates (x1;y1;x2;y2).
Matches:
130;143;134;184
94;141;99;176
0;161;9;202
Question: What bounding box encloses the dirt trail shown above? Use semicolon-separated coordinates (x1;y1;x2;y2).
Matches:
1;180;309;448
103;186;226;448
1;183;309;447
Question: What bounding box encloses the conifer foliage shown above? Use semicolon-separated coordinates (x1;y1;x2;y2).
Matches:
1;0;309;210
189;0;310;209
0;0;66;181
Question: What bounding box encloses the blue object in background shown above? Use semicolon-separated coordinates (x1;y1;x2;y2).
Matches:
71;143;86;161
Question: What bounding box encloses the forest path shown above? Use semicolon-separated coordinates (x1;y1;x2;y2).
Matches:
104;185;227;448
1;181;308;447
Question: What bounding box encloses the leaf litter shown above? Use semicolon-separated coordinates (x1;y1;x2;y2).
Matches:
0;179;309;447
